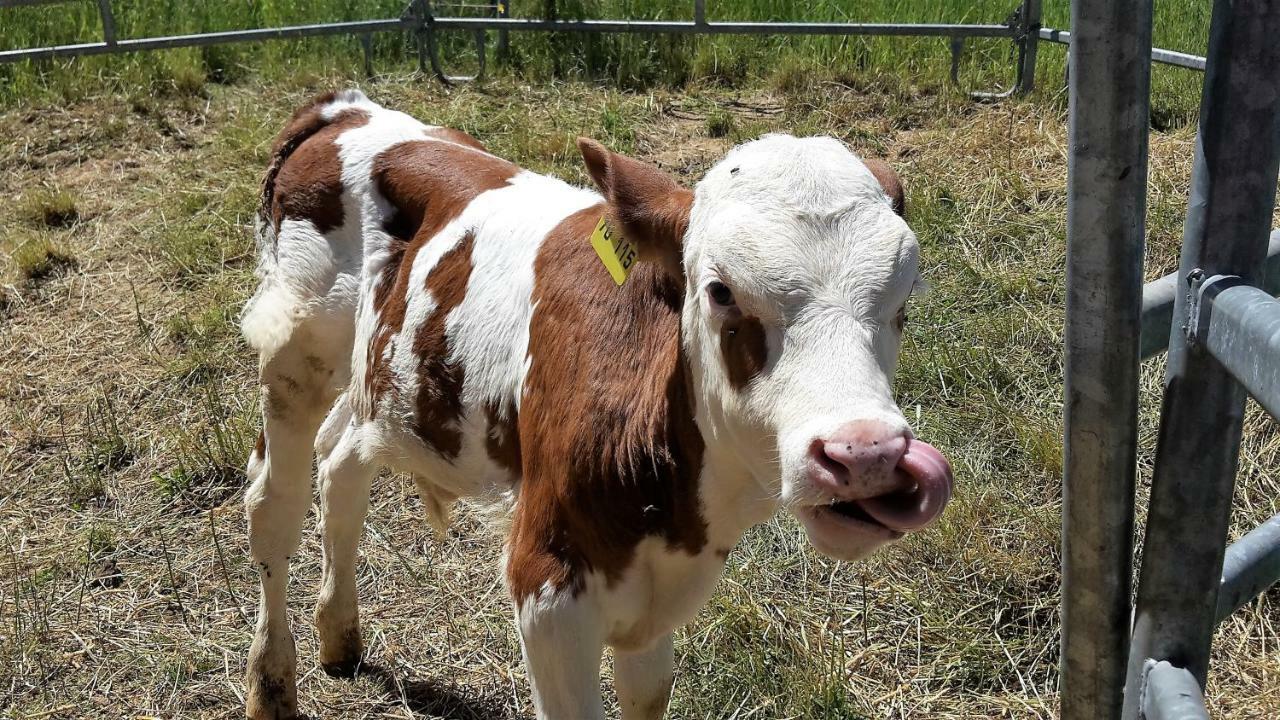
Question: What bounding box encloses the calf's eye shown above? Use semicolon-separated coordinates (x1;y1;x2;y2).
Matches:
707;281;735;308
894;306;908;332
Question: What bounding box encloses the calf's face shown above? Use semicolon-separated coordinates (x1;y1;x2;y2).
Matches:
579;134;953;563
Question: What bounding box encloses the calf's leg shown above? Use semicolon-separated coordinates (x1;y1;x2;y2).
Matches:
516;589;607;720
615;633;675;720
244;341;342;720
313;404;376;675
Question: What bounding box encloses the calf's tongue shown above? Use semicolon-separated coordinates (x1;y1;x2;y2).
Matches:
858;440;953;532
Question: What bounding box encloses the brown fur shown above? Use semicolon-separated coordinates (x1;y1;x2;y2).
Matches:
363;139;519;413
407;233;475;459
506;203;707;604
578;138;694;279
864;158;906;218
266;105;369;235
720;316;768;390
425;127;489;152
484;402;522;476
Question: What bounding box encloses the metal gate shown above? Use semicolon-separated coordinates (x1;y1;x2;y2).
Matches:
1;0;1041;93
1062;0;1280;718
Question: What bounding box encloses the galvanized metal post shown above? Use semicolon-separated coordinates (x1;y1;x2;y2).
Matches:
1060;0;1152;717
1121;0;1280;716
1016;0;1040;93
360;33;374;78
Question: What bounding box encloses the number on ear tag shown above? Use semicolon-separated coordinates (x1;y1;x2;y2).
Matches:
589;215;638;286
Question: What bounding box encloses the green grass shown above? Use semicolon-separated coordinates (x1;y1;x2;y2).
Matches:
18;186;81;228
10;234;78;283
1;1;1213;124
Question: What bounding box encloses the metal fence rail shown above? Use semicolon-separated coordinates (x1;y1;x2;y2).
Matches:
0;0;1210;91
1216;512;1280;623
1038;27;1207;70
1121;0;1280;708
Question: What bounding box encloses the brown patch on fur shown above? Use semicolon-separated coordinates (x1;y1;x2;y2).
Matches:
363;140;518;412
265;101;369;235
484;402;522;476
506;204;707;604
426;126;489;152
720;316;768;390
864;158;906;218
253;431;267;461
407;233;475;459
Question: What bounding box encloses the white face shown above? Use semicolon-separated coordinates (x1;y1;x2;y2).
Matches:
682;135;952;562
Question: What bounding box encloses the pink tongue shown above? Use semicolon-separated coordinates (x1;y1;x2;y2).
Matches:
858;440;953;532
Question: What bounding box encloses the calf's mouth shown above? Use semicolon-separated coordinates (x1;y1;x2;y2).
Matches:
795;440;954;557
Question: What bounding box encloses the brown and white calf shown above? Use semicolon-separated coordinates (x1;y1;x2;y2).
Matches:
240;89;953;720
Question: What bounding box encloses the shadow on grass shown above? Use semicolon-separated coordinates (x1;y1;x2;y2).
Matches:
360;663;517;720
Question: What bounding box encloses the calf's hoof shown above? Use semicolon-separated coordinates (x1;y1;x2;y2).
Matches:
245;669;298;720
246;632;299;720
317;625;364;677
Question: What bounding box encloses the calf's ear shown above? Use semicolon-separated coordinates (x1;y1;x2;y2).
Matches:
863;158;906;218
578;137;693;278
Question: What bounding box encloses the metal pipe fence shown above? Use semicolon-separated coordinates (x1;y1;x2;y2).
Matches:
1120;0;1280;707
0;0;1210;90
1062;0;1280;717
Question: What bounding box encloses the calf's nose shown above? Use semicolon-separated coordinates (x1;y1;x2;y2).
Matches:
809;420;909;495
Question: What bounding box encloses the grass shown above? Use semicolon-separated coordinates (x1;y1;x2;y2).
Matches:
10;236;77;284
1;71;1276;718
0;3;1277;719
19;187;81;228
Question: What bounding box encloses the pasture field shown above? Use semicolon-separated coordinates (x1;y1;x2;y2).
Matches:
2;4;1279;720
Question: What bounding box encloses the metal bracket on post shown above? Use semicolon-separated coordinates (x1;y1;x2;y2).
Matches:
1139;660;1210;720
969;1;1035;100
1186;272;1245;345
406;0;486;84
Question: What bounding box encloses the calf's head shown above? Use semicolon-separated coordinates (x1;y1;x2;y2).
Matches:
579;134;952;562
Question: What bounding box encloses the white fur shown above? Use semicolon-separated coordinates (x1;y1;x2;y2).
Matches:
682;134;920;513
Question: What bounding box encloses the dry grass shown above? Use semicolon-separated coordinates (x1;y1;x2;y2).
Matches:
0;70;1277;720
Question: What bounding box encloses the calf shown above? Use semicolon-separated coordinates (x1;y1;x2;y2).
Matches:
241;89;953;720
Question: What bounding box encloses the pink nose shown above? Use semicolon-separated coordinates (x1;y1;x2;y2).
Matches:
805;420;955;532
809;420;910;497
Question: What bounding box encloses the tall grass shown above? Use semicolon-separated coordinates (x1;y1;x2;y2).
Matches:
1;1;1213;123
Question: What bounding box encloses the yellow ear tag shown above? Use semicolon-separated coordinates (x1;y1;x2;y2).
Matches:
589;215;638;286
